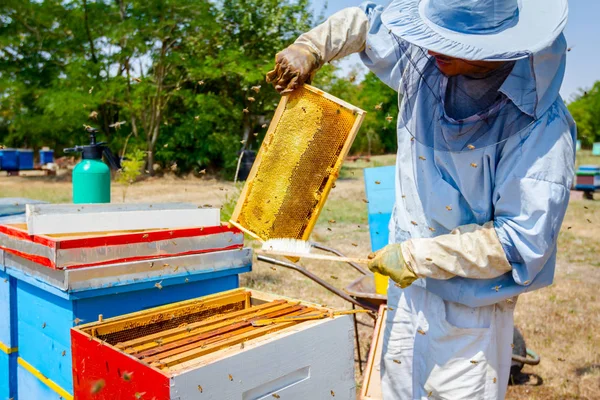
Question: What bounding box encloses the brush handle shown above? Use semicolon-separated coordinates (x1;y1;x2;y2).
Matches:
257;250;370;264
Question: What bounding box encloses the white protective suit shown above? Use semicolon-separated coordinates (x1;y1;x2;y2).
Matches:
292;2;575;399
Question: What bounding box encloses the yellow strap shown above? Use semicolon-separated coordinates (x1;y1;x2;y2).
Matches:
17;357;74;400
0;341;18;354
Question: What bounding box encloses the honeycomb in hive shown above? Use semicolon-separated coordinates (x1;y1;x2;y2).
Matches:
232;85;365;241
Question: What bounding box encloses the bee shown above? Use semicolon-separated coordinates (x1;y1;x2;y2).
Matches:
470;360;479;365
197;385;203;393
328;219;336;224
200;169;206;174
155;281;163;290
270;267;277;271
42;322;47;329
89;86;94;94
90;380;105;394
351;243;358;247
587;219;592;224
194;115;200;121
446;205;452;211
362;199;369;203
109;121;127;130
243;108;250;114
510;343;515;349
374;103;383;110
425;257;433;262
470;163;478;168
134;392;146;399
393;359;401;364
330;275;338;280
386;115;394;122
173;266;179;272
155;338;163;346
506;298;514;304
240;140;247;144
327;228;332;232
493;377;497;384
330;390;335;397
262;123;268;128
149;262;154;268
198;80;205;86
428;227;436;232
133;77;142;83
557;357;565;362
251;85;261;93
62;350;66;356
142;234;149;239
417;329;426;335
411;221;418;226
164;143;169;148
185;278;189;283
492;285;502;292
375;180;381;184
419;156;426;161
348;74;357;83
467;144;476;150
240;342;245;350
122;371;133;381
73;318;82;325
247;97;256;102
253;132;259;136
170;163;178;172
89;111;98;120
523;280;531;285
228;374;233;381
272;394;280;399
428;391;433;397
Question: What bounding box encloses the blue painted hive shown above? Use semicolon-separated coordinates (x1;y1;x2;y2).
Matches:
0;223;252;399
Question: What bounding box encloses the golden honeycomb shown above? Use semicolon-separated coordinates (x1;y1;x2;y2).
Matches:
233;85;364;241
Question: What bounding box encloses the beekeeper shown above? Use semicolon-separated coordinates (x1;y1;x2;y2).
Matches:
267;0;575;399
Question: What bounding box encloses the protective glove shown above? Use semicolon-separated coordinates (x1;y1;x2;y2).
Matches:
368;243;419;289
266;43;320;94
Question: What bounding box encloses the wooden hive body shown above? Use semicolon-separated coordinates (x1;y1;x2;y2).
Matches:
72;289;356;400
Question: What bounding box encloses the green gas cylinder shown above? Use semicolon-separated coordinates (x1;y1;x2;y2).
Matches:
65;127;120;204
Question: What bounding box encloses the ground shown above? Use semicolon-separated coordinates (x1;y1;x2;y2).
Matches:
2;152;599;399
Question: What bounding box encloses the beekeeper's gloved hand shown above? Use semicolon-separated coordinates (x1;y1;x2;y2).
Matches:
368;244;419;289
266;7;369;94
266;44;320;94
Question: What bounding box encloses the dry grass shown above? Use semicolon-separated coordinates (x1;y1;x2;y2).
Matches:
1;154;599;399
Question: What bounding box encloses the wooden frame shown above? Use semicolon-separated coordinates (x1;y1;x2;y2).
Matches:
360;305;387;400
230;84;366;242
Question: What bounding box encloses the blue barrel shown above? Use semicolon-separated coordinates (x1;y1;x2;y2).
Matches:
39;149;54;165
17;150;34;170
0;149;19;171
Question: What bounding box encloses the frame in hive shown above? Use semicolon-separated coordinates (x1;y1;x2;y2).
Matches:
230;84;366;242
71;288;355;400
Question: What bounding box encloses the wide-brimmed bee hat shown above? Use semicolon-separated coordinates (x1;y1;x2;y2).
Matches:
381;0;568;61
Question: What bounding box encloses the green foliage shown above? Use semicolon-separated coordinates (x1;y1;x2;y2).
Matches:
568;82;600;148
314;66;399;155
115;148;146;202
0;0;399;176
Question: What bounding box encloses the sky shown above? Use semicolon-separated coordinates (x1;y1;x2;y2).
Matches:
309;0;599;102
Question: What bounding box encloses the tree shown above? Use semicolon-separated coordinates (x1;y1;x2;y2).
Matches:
568;82;600;147
0;0;314;177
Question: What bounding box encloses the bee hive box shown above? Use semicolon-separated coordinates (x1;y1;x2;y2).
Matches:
71;288;355;400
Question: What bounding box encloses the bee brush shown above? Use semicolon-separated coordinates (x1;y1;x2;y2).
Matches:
257;238;371;264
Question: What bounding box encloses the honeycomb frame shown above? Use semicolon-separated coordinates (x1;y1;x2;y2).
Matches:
230;84;366;242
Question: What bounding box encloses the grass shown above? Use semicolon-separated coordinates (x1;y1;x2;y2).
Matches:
1;153;599;399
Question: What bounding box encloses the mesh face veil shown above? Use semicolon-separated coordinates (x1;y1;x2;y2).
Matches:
391;34;536;152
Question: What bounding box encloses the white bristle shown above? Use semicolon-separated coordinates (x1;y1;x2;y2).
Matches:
262;238;312;255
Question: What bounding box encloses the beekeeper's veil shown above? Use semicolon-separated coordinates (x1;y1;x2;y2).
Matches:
379;0;569;151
